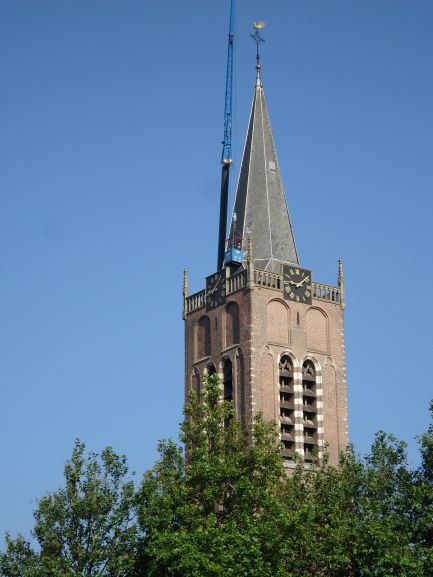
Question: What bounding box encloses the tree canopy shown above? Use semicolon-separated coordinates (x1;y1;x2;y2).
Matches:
1;377;432;577
0;440;138;577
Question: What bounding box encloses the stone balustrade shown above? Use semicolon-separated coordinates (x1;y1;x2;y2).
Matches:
312;282;341;304
227;270;247;294
186;289;206;314
185;268;341;314
254;269;282;289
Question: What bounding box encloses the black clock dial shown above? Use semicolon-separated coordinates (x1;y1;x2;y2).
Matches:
206;271;226;311
283;265;313;304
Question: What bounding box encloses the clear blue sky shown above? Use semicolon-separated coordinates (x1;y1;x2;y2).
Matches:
1;0;432;538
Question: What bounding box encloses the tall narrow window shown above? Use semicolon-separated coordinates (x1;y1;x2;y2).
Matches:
197;316;211;359
236;349;245;427
191;368;201;401
302;360;318;461
207;363;216;376
223;358;233;402
226;302;240;346
306;308;328;352
279;355;295;461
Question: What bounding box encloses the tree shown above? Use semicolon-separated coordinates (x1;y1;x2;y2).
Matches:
286;434;423;577
137;373;289;577
2;379;432;577
136;375;433;577
1;440;138;577
410;400;433;576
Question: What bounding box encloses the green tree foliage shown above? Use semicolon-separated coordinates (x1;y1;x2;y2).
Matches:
137;375;433;577
2;377;433;577
281;434;424;577
1;440;138;577
137;373;287;577
411;400;433;576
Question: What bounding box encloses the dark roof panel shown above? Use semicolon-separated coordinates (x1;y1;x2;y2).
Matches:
232;78;299;272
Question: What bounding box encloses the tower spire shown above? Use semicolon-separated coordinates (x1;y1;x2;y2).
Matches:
230;24;299;273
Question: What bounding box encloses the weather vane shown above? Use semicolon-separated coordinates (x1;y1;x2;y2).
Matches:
251;21;265;72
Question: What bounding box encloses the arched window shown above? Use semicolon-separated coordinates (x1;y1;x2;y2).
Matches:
306;308;328;352
191;368;201;401
197;316;211;359
279;355;295;461
302;360;318;461
267;299;289;344
236;349;245;427
223;358;233;402
207;362;216;376
226;302;240;346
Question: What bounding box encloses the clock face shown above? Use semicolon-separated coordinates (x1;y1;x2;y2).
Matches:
283;265;313;304
206;271;226;311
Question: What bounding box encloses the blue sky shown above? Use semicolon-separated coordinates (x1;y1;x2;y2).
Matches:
1;0;432;537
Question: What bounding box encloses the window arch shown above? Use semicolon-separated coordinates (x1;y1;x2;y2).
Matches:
267;299;290;344
279;354;295;461
206;362;216;376
226;302;240;346
223;358;233;402
191;368;201;400
196;316;211;359
236;349;245;426
306;307;328;352
302;359;318;461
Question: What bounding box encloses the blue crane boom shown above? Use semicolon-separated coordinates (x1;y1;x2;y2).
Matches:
217;0;235;270
221;0;235;163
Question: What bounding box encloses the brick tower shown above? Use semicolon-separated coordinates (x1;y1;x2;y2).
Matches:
183;58;348;469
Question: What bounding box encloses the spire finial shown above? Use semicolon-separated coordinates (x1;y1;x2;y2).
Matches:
338;258;346;310
251;21;265;84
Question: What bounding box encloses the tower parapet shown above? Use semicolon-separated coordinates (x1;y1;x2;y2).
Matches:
186;272;342;316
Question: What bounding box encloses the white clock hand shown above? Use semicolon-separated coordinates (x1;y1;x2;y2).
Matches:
208;277;222;295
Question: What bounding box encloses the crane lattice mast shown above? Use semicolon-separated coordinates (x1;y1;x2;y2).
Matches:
217;0;235;270
221;0;234;164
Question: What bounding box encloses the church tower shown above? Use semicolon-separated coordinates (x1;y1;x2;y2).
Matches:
183;29;348;468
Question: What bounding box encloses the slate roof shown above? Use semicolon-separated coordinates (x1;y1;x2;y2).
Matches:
232;75;299;272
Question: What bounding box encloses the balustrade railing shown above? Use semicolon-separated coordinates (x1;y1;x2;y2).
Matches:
312;282;341;304
254;270;281;289
185;270;341;314
186;289;205;314
227;270;247;294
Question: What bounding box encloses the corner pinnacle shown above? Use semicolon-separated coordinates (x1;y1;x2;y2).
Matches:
338;258;346;310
